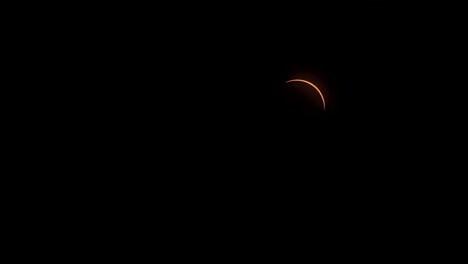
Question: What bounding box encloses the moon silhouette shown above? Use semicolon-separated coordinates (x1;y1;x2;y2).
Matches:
285;79;326;111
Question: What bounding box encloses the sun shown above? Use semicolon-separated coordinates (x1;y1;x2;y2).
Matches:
285;79;326;110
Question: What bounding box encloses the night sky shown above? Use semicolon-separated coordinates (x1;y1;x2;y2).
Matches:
73;2;413;154
41;1;463;243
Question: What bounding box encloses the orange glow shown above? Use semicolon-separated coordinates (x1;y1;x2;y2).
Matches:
285;79;326;110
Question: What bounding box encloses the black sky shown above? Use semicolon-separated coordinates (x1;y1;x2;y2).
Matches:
40;1;464;217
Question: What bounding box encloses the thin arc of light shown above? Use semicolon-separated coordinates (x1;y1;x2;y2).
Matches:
285;79;326;110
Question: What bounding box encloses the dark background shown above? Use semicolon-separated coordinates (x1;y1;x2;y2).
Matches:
42;4;461;164
27;1;464;252
51;2;406;142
